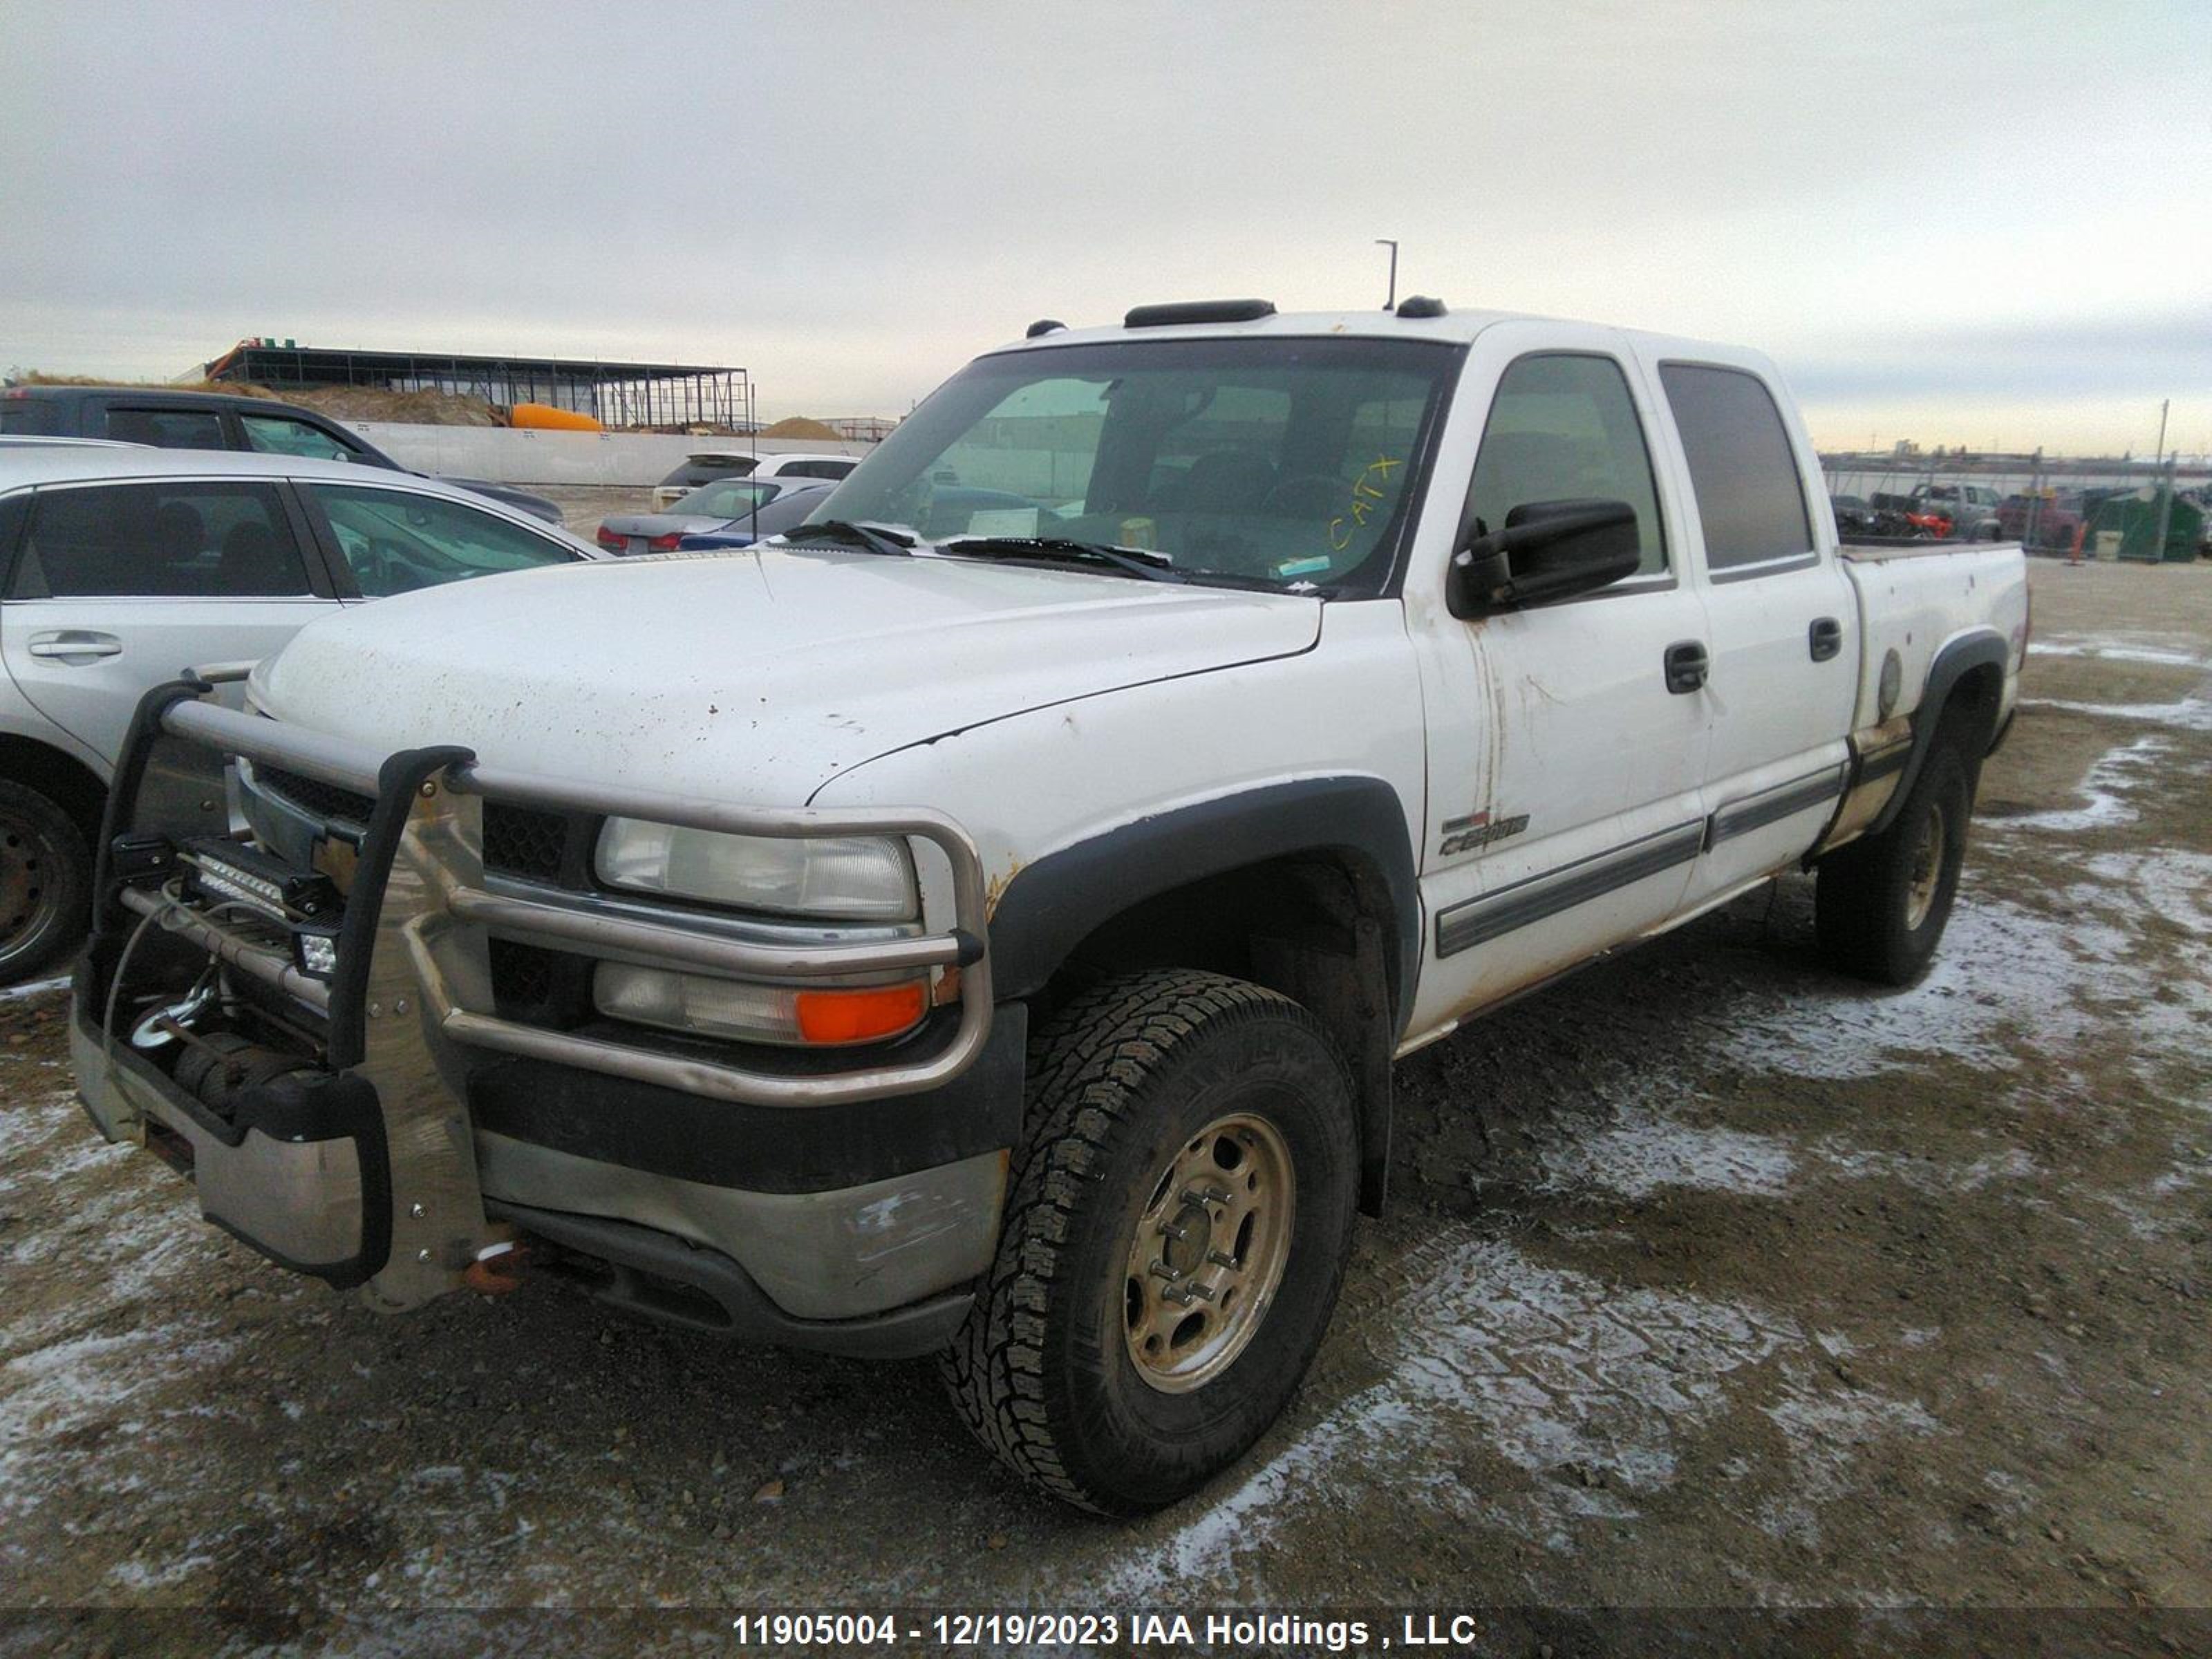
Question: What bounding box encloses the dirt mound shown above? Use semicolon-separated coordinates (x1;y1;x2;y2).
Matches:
15;371;280;399
9;372;499;426
284;386;499;427
760;415;842;441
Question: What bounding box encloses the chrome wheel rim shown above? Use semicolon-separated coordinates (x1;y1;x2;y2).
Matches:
1122;1112;1295;1395
1904;801;1946;931
0;809;63;966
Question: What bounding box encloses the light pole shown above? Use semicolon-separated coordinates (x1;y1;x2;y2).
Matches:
1375;239;1398;310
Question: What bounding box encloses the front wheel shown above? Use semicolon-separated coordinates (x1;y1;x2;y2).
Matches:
941;969;1360;1515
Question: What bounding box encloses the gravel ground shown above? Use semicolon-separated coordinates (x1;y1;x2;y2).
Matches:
0;559;2207;1656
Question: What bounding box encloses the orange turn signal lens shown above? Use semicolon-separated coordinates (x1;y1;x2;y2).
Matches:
794;982;929;1045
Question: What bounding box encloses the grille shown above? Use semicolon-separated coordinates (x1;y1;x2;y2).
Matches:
257;765;576;884
484;804;570;883
257;765;374;826
487;937;590;1025
488;937;559;1010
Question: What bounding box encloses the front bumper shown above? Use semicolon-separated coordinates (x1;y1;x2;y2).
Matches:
73;675;1004;1344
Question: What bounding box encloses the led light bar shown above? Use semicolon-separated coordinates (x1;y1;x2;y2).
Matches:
180;837;339;925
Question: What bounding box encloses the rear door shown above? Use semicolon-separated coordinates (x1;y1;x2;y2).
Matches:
0;478;337;768
1644;357;1858;906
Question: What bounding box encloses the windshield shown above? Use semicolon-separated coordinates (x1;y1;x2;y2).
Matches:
805;336;1461;595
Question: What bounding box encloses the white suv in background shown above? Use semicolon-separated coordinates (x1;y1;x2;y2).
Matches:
649;450;860;508
0;448;599;979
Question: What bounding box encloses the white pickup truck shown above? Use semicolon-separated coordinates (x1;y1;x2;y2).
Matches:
71;299;2028;1515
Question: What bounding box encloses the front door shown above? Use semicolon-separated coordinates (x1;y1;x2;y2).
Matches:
1405;335;1713;1043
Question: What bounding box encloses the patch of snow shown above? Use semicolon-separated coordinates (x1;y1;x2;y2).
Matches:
1712;897;2106;1080
1087;1232;1871;1596
1812;1144;2037;1193
2081;850;2212;937
108;1552;216;1591
2027;640;2206;670
2018;695;2212;735
1995;733;2169;832
0;975;70;1002
1546;1110;1796;1200
1754;1380;1940;1549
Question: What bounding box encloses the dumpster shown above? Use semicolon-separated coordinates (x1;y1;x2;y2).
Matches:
2081;487;2204;563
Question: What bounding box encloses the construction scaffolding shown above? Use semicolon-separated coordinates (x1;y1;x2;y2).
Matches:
200;339;753;432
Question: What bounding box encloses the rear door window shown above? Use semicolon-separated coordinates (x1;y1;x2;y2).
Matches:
102;408;228;450
0;401;64;436
305;483;579;596
14;482;314;597
240;413;362;461
1657;364;1813;574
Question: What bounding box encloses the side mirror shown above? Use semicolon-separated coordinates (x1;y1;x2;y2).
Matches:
1447;498;1642;617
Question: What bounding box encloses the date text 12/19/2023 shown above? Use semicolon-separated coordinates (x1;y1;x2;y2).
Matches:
731;1612;1499;1651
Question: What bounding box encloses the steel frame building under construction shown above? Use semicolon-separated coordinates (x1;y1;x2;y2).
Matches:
200;339;753;431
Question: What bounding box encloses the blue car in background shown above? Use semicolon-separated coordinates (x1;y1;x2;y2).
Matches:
594;479;833;555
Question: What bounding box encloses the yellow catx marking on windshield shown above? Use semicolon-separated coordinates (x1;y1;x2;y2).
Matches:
1329;456;1403;551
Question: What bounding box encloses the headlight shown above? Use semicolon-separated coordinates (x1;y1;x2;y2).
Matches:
595;820;917;921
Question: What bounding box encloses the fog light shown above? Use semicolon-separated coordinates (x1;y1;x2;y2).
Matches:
292;926;340;980
594;964;926;1047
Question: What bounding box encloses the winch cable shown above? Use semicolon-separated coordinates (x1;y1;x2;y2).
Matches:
98;893;173;1105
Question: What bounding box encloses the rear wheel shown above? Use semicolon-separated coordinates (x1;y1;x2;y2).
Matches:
0;780;90;984
1816;738;1972;984
941;969;1360;1515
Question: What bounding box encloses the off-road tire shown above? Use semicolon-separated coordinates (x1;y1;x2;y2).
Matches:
1816;736;1973;984
0;780;89;984
939;969;1360;1515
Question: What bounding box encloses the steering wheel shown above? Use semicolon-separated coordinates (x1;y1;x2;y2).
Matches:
1262;473;1349;516
362;536;426;595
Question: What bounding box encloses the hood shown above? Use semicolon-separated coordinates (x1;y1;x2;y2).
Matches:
254;545;1320;804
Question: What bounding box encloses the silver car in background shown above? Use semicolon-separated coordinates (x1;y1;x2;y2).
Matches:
0;448;599;980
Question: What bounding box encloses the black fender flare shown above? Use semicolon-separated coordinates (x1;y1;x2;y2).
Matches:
988;774;1420;1027
1868;629;2009;836
988;776;1421;1215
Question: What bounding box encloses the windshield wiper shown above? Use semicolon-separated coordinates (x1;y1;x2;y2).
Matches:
939;536;1190;583
778;520;916;559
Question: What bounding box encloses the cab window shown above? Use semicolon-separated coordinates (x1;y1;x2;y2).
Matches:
1658;364;1813;572
241;413;360;462
1465;354;1668;578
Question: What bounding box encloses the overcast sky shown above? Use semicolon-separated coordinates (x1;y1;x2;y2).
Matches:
6;0;2208;454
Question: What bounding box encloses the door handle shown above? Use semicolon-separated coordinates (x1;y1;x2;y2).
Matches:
26;631;123;659
1664;640;1708;695
1808;617;1844;662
